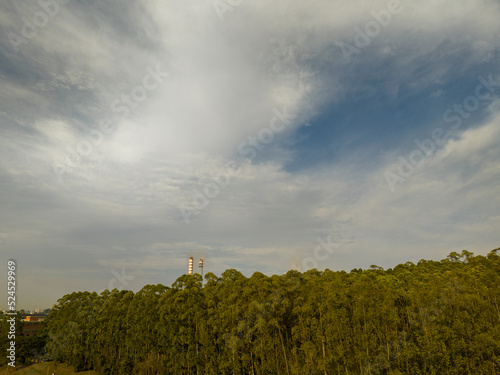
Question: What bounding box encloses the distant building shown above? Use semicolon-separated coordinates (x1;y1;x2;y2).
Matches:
21;314;46;336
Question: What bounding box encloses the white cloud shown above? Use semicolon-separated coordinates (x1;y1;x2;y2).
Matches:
1;0;500;308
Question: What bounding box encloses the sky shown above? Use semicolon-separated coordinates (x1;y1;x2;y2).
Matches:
1;0;499;310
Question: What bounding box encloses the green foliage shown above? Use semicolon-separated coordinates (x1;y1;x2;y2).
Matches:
0;312;46;367
42;251;500;374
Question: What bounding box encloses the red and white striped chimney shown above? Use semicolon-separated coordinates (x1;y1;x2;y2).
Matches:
188;257;193;275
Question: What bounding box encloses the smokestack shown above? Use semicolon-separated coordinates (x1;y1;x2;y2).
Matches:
199;258;203;279
188;257;193;275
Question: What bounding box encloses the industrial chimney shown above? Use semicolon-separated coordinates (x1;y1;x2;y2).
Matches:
188;257;193;275
199;258;204;279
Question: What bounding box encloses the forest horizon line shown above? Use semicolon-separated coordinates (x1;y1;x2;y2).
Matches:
2;248;500;374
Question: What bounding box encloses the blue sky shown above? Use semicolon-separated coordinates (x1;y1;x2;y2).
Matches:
0;0;499;309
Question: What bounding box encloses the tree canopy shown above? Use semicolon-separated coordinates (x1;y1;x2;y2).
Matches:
2;249;500;374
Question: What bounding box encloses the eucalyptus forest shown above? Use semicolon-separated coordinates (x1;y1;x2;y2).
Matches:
2;249;500;374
